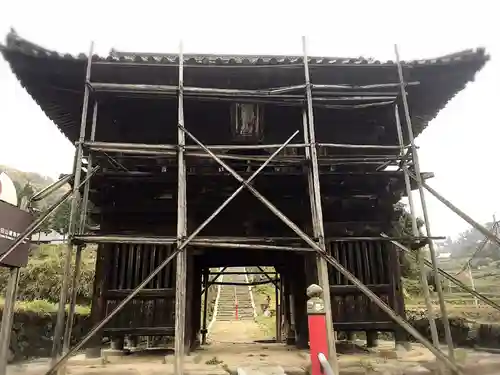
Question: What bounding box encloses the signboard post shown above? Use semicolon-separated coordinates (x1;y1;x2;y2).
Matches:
0;198;33;372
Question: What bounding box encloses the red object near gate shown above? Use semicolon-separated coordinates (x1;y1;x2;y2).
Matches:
308;313;328;375
307;284;329;375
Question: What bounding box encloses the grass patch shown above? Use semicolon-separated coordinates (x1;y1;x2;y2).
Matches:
0;297;90;315
255;315;276;338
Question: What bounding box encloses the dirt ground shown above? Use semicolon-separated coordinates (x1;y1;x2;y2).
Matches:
8;316;500;374
209;320;270;343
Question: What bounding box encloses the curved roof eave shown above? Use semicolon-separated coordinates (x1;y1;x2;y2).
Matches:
0;31;490;143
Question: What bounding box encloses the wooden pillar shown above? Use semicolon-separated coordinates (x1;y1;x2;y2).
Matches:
389;242;409;348
191;260;203;349
201;266;209;345
85;244;109;358
291;256;308;349
281;270;293;345
366;331;378;348
184;253;195;354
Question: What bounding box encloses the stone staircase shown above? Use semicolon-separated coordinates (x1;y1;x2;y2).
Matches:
216;267;255;321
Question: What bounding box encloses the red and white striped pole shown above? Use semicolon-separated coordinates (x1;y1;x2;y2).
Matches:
307;284;329;375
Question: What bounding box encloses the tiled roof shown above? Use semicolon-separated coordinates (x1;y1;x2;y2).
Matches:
0;30;490;144
2;29;488;68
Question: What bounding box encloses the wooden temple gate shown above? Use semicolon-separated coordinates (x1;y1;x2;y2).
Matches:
0;31;489;374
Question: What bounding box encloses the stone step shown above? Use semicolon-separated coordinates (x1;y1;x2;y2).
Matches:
219;306;253;310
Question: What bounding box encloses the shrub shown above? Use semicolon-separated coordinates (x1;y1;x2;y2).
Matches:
0;244;96;305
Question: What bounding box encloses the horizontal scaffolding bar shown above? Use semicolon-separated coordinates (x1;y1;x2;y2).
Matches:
191;241;315;252
312;82;420;90
318;143;405;150
105;288;175;299
86;140;407;152
209;271;276;275
89;81;403;100
72;234;446;245
210;280;279;286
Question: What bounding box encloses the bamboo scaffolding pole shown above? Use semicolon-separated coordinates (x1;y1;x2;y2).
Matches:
72;234;445;245
189;241;315;252
466;262;479;307
62;102;100;360
78;102;98;233
86;140;405;152
29;174;73;204
179;124;462;375
382;234;500;312
61;245;83;355
51;41;95;369
312;82;420;90
303;36;337;372
90;148;401;166
201;268;209;345
394;105;441;367
90;81;397;101
210;271;277;275
174;40;187;375
394;44;456;368
0;199;28;374
43;133;298;375
95;90;396;109
408;172;500;248
209;280;279;286
0;267;20;373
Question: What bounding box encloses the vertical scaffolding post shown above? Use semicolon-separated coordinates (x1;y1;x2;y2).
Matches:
394;105;442;367
466;262;479;307
0;199;29;373
174;40;187;375
62;102;99;357
0;269;20;372
79;102;99;234
301;36;338;372
201;268;209;345
275;278;281;342
51;41;94;366
394;45;456;366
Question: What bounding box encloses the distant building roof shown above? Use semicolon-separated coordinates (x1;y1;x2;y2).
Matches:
32;230;65;243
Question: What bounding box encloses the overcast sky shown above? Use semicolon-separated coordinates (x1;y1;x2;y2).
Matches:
0;0;498;238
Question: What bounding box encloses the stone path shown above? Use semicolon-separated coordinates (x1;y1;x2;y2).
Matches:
209;320;268;343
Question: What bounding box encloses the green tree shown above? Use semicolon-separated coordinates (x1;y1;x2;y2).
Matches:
393;202;425;279
51;199;72;237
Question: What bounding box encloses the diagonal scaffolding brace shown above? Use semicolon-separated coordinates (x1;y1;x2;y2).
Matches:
394;45;456;369
179;124;463;374
382;234;500;312
43;130;299;375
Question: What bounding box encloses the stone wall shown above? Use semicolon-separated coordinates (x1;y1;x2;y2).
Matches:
407;310;500;349
0;307;90;362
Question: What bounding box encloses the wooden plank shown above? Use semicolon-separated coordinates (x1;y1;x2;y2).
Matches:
105;288;175;299
103;327;174;335
330;284;391;295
